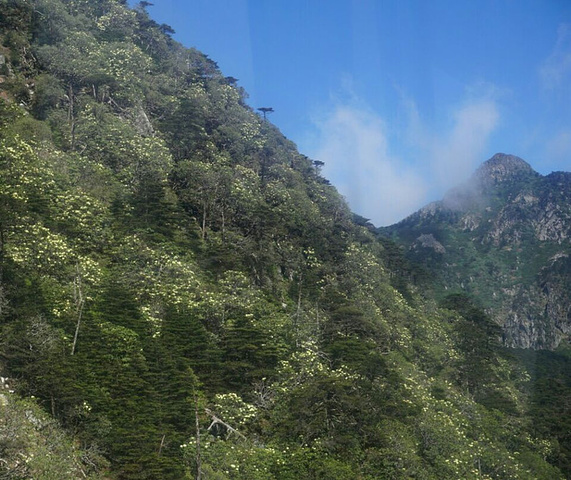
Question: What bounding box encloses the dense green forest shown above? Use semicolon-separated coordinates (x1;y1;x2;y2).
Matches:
0;1;569;478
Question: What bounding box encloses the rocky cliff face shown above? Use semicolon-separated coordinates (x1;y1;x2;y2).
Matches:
474;153;539;187
382;154;571;349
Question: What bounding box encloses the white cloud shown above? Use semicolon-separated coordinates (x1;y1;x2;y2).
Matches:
401;91;499;192
310;103;427;226
540;24;571;89
307;88;500;226
545;129;571;165
427;100;499;191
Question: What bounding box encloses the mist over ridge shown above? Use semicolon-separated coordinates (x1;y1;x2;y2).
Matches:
382;152;571;349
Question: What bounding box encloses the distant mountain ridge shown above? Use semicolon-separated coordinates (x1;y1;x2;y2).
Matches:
382;153;571;349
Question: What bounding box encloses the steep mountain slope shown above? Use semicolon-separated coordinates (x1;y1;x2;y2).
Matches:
382;153;571;349
0;1;567;478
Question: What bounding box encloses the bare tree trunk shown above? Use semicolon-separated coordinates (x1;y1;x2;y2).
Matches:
201;200;207;241
294;273;303;348
158;434;166;456
71;264;85;356
0;223;4;285
68;83;76;150
221;207;225;243
205;408;246;440
195;395;202;480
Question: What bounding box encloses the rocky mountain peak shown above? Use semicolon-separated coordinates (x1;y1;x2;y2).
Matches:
473;153;538;187
383;153;571;350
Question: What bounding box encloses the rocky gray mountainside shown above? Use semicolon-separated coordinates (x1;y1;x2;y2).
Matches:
382;153;571;349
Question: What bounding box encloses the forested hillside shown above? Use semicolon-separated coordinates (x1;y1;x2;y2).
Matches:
380;153;571;477
0;1;567;478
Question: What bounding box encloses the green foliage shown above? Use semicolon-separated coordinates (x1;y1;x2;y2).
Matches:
0;0;33;35
32;74;64;119
440;294;518;412
0;393;108;479
222;315;279;392
0;0;566;478
158;305;222;391
513;344;571;477
182;437;360;480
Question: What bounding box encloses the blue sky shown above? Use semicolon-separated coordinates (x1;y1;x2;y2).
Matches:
132;0;571;225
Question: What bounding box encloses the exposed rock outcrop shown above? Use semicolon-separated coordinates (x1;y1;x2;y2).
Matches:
382;154;571;349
